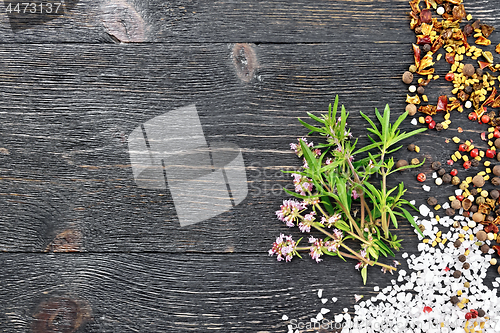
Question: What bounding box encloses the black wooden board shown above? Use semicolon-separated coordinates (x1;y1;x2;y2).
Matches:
2;0;500;332
0;0;498;43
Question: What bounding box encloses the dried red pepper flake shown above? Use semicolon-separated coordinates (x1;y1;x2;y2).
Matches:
456;195;464;201
476;36;491;46
465;312;472;320
481;24;495;38
459;144;467;152
428;120;436;129
423;306;432;313
445;53;455;64
478;61;491;70
463;161;472;169
425;115;433;124
457;127;463;133
431;36;444;53
417;35;432;45
452;4;466;21
413;43;421;68
484;223;499;234
493;96;500;108
494;130;500;138
493;245;500;256
468;112;478;121
436;95;448;112
481;132;487;141
444;267;450;272
419;105;437;115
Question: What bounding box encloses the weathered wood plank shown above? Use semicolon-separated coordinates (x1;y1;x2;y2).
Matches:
0;0;498;43
1;41;499;253
0;252;402;332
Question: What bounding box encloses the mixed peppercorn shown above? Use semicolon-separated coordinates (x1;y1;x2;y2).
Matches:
405;0;500;132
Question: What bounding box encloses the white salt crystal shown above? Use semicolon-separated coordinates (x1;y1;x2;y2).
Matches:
422;185;431;192
331;297;338;302
432;172;437;178
374;286;380;292
410;200;416;205
282;315;288;320
320;308;330;314
455;189;463;196
316;313;323;321
317;289;323;298
335;314;344;323
411;118;418;126
321;298;328;304
402;252;409;259
442;202;450;209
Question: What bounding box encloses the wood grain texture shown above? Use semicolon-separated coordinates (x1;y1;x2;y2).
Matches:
0;252;406;332
0;0;498;43
1;40;500;253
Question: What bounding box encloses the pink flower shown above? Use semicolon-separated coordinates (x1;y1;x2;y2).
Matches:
308;236;324;263
269;234;297;262
290;138;314;157
351;189;359;200
276;199;304;227
313;148;321;157
298;211;316;233
325;158;332;165
321;214;342;228
292;173;314;196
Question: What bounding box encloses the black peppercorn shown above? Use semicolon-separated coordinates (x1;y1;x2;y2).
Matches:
464;85;473;94
438;168;446;176
454;239;462;248
458;254;466;262
463;262;470;270
422;44;431;53
478;309;485;317
442;174;452;183
471;159;479;167
427;197;438;206
450;296;460;305
431;161;442;170
481;244;490;254
453;270;462;278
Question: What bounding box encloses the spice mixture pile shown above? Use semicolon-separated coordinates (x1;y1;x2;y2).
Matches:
282;0;500;332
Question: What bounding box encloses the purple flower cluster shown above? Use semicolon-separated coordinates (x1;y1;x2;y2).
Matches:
276;199;305;227
268;234;297;262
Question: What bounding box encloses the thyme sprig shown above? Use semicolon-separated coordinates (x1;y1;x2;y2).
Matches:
270;96;427;284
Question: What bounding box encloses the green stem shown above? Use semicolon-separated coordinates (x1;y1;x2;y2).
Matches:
312;224;369;245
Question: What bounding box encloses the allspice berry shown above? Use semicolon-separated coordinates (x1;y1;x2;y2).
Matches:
470;205;478;213
442;174;452;183
463;63;475;77
493;165;500;176
396;159;409;168
495;138;500;149
451;176;460;185
427;197;438;206
451;200;462;210
472;175;485;187
417;86;425;95
492;177;500;186
497;152;500;162
481;244;490;254
498;266;500;274
431;161;442;170
453;270;462;278
446;208;455;216
408;143;416;151
402;71;414;84
458;254;467;262
476;230;487;241
472;212;484;223
491;190;500;199
463;262;470;270
454;239;462;248
406;104;417;116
